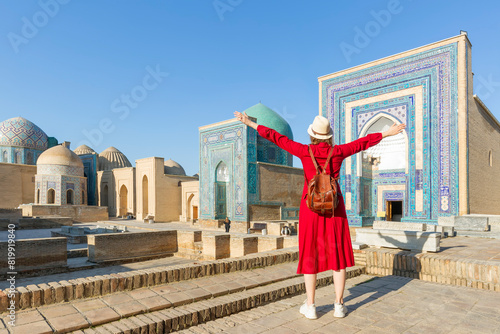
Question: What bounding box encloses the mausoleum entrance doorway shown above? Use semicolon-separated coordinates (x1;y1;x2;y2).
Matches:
119;185;128;217
67;189;74;205
142;175;149;219
215;161;229;219
48;189;55;204
386;200;403;222
193;206;198;220
101;185;109;207
354;115;408;225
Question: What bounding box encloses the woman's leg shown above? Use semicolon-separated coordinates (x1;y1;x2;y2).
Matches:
304;274;317;305
333;269;346;304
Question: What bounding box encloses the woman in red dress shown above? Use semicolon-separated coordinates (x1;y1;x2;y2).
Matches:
235;111;405;319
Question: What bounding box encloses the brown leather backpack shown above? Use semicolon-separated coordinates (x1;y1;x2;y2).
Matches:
306;146;340;216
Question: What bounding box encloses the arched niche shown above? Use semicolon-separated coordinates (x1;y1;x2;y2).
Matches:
357;114;408;176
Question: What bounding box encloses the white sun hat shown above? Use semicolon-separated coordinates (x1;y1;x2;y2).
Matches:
307;115;333;139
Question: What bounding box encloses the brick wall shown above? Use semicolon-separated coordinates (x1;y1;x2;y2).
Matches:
87;231;178;262
0;164;36;209
20;204;108;222
364;248;500;291
0;238;67;272
0;209;22;222
249;205;281;221
468;98;500;214
258;163;303;207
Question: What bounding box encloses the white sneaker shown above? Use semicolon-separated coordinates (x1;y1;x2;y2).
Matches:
334;302;347;318
299;300;318;319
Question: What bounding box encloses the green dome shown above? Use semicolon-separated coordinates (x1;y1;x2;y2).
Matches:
244;103;293;140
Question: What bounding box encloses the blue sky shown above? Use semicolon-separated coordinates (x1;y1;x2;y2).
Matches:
1;0;500;175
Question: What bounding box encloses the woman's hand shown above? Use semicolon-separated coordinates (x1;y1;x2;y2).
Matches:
234;111;258;130
382;123;406;138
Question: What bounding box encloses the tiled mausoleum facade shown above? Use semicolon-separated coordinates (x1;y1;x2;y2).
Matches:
319;33;500;225
199;103;302;231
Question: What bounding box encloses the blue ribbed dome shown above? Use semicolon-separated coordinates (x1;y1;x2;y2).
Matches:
244;103;293;139
0;117;48;150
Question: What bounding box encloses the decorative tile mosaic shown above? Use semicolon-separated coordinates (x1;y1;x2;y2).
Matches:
0;146;43;165
0;117;48;151
200;122;247;221
321;43;458;224
37;165;84;177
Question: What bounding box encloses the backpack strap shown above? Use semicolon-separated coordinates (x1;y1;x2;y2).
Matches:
308;145;320;174
322;148;334;174
309;146;334;174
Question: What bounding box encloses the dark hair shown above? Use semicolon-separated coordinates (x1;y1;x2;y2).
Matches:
310;136;333;146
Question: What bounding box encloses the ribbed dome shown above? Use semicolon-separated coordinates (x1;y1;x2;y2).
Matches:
99;147;132;171
74;145;95;155
244;103;293;139
37;145;84;168
0;117;48;150
164;159;186;175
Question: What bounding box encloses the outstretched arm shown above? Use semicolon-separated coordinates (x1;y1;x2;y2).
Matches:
338;123;406;158
234;111;306;157
382;123;406;138
234;111;258;130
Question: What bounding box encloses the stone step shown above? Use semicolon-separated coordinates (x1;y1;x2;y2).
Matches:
0;248;299;313
353;251;367;266
4;261;313;333
362;247;500;291
69;266;365;334
181;273;376;334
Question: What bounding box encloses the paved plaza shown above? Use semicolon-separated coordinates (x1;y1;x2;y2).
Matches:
1;219;499;333
1;261;498;333
182;275;500;334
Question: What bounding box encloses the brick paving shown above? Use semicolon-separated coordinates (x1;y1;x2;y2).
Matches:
2;219;499;333
183;275;500;334
1;261;305;333
0;255;195;290
438;236;500;261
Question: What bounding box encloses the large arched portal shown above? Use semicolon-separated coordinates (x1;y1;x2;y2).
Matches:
119;185;128;217
142;175;149;219
358;115;408;222
364;117;407;171
215;161;229;219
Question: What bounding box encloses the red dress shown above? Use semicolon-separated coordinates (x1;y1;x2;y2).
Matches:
257;125;383;274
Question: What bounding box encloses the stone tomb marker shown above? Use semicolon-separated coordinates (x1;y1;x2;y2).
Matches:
356;229;440;252
230;235;258;257
372;220;426;231
202;233;230;260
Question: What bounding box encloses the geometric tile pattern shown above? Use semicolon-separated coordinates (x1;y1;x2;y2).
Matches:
78;153;98;206
0;117;48;150
0;146;44;165
36;175;87;205
37;165;84;177
199;117;295;222
321;43;459;224
200;122;247;221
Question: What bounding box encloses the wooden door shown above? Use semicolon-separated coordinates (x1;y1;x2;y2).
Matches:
386;201;392;221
